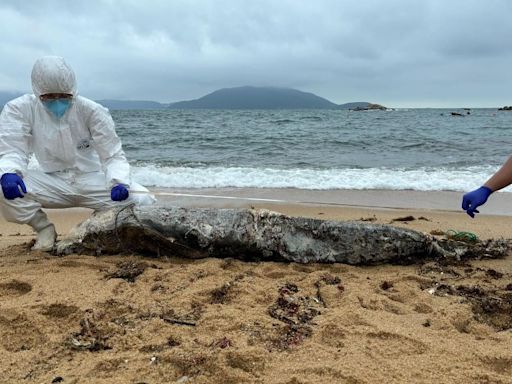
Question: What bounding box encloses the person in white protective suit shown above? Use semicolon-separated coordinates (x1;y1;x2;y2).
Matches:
0;56;155;251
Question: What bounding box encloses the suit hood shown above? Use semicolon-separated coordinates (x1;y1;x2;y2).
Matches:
31;56;77;98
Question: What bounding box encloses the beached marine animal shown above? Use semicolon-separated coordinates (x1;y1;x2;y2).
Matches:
54;206;509;265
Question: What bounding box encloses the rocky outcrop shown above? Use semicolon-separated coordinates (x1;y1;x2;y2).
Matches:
350;103;388;111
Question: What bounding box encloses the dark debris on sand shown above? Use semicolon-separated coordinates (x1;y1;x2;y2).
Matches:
67;315;111;352
104;260;149;282
267;283;323;350
419;261;512;331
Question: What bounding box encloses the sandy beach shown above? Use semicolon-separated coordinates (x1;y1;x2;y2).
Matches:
1;188;511;383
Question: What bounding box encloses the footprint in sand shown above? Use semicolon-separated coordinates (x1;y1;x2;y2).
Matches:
480;356;512;376
358;331;428;357
320;324;346;348
0;312;47;352
0;280;32;297
40;303;79;319
357;296;409;315
225;351;266;374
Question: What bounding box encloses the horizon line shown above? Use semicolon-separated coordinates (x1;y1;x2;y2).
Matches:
0;89;509;110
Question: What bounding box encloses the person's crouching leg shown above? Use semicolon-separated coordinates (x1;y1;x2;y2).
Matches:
0;193;57;252
28;209;57;251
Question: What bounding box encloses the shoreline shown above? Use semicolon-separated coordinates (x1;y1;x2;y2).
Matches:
150;187;512;215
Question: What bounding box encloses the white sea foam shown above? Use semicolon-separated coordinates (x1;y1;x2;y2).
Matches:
131;165;507;192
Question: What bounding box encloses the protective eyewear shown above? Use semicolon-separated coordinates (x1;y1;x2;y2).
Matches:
40;93;73;101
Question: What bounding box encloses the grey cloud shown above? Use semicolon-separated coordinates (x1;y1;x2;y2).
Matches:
1;0;512;107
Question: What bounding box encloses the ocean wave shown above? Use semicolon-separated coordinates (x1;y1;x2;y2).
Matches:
271;119;296;124
131;165;505;192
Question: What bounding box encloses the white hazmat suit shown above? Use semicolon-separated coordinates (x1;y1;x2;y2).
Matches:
0;56;155;250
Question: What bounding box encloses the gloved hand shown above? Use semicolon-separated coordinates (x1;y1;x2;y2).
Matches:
111;184;129;201
1;173;27;200
461;186;493;218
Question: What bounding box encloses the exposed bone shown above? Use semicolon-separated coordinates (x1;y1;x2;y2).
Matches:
54;206;509;264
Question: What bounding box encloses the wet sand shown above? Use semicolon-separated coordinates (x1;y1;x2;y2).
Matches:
1;188;511;383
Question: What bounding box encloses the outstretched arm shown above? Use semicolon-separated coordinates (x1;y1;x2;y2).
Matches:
483;155;512;192
462;156;512;218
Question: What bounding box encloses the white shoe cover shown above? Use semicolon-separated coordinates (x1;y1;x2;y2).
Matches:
28;210;57;252
32;224;57;252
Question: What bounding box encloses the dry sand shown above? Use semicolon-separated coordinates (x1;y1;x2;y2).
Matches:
1;189;512;384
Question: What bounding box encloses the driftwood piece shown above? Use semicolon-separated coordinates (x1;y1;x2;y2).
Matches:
54;206;509;265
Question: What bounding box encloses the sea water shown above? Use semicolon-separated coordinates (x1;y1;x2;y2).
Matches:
110;108;512;192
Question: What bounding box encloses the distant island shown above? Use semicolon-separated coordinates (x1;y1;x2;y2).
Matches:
94;99;167;110
1;87;381;110
169;86;339;109
167;86;376;110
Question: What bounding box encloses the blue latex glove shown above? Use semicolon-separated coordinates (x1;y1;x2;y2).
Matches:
461;186;493;218
0;173;27;200
111;184;129;201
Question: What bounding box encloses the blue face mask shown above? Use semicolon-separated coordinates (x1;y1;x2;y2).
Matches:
42;99;72;119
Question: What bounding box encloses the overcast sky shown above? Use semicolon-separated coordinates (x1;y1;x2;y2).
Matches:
1;0;511;107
